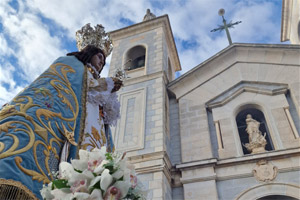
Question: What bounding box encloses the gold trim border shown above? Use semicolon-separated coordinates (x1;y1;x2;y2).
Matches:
0;179;38;200
76;65;88;158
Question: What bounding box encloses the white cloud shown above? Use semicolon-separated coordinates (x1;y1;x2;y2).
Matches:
0;62;24;106
26;0;152;36
0;0;284;104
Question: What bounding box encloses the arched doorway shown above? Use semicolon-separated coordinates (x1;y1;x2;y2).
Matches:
258;195;298;200
236;183;300;200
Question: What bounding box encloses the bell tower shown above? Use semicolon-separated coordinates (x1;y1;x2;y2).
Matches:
108;9;181;199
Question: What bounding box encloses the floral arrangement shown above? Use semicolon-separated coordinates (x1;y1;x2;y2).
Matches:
40;147;146;200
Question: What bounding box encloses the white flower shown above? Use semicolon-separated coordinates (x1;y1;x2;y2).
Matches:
50;188;73;200
94;160;108;174
68;169;94;185
100;169;113;191
73;189;103;200
89;176;102;189
113;181;131;199
70;179;89;193
40;183;54;200
59;162;75;180
41;147;147;200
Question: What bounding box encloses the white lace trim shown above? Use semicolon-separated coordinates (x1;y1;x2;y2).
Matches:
87;77;120;126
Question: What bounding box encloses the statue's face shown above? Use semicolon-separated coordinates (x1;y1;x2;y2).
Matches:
91;52;105;74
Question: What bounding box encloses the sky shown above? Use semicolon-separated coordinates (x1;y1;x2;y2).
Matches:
0;0;286;106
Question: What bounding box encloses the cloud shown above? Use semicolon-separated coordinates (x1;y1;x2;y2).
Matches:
0;62;24;106
154;0;282;73
26;0;152;36
0;0;284;104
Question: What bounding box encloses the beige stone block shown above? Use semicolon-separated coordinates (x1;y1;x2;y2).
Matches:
239;63;260;81
235;47;248;61
155;146;163;152
155;133;163;140
281;50;300;65
155;97;163;103
183;180;218;200
153;188;163;198
182;167;215;179
146;135;154;141
209;66;241;93
151;115;162;121
286;184;300;198
151;139;163;147
149;180;163;189
265;50;284;63
155;120;163;127
153;172;163;180
155;108;163;115
247;49;266;62
151;127;163;134
152;103;161;110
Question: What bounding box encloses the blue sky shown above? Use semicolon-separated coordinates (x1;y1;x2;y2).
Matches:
0;0;286;105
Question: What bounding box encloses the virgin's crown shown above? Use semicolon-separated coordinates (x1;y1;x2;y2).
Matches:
75;23;113;57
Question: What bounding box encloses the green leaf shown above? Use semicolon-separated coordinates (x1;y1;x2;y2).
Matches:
105;153;113;161
74;169;83;173
103;161;118;174
52;179;70;189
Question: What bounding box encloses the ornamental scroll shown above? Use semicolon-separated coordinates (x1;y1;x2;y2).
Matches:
0;56;87;199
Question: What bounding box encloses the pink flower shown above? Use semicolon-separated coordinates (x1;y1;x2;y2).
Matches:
104;186;121;200
130;175;137;188
88;158;102;172
70;180;89;193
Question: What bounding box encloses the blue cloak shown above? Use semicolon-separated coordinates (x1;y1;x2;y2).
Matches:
0;56;88;199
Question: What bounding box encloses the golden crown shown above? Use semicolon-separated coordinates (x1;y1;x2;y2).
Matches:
75;23;113;57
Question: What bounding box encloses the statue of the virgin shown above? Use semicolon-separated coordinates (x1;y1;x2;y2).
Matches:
0;24;123;199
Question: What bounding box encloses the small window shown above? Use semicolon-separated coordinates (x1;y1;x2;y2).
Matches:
236;108;274;154
125;45;146;70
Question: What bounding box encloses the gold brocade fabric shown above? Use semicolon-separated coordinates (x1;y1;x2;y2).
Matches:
81;70;108;151
0;56;88;198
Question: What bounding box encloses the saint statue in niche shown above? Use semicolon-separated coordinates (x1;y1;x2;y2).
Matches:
244;114;267;154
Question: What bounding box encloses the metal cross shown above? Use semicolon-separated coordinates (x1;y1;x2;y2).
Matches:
211;9;242;45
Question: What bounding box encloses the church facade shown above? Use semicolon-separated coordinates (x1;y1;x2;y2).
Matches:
109;9;300;200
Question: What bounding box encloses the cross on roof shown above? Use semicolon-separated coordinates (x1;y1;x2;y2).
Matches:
211;9;242;45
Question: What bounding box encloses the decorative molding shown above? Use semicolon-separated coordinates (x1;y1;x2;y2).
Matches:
180;174;217;184
235;183;300;200
128;151;173;185
176;158;217;169
115;87;146;152
217;148;300;166
206;81;288;110
252;160;278;182
168;44;300;100
123;71;164;86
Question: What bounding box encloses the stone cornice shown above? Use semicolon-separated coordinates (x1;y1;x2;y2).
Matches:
206;81;288;110
176;148;300;170
109;15;181;72
168;43;300;100
180;174;217;184
176;158;217;169
122;71;163;86
128;151;173;185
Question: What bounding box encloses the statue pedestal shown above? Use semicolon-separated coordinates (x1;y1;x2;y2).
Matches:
251;147;266;154
245;141;267;154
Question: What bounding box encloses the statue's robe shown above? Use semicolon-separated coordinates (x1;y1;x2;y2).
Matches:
0;56;89;199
